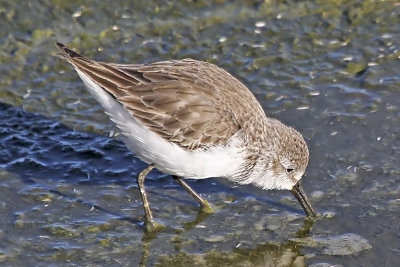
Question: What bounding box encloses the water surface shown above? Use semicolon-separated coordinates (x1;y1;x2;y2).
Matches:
0;0;399;266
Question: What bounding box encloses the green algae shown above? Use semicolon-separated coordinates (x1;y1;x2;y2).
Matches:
0;0;399;266
42;224;82;239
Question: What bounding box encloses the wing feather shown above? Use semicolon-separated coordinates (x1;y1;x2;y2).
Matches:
56;43;267;150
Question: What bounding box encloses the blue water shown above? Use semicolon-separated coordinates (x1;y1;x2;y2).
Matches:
0;0;399;266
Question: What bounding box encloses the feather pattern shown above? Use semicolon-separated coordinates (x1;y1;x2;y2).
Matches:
56;42;309;191
56;42;315;217
57;44;268;151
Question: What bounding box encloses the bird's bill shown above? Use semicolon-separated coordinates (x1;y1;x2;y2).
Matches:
290;181;316;217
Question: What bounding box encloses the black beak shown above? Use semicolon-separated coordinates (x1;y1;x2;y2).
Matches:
291;181;316;217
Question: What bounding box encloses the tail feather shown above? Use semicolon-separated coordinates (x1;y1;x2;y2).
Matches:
56;42;86;59
55;42;137;97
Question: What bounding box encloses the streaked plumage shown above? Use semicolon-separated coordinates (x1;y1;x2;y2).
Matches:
56;42;315;231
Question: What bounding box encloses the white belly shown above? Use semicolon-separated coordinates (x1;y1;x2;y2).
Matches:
76;69;245;179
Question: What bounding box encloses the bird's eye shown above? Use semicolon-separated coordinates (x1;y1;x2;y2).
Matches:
286;168;294;173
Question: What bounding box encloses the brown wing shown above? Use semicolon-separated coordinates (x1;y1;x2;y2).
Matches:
56;43;241;150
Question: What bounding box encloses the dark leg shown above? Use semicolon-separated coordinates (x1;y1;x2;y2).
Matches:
137;165;164;232
172;176;215;213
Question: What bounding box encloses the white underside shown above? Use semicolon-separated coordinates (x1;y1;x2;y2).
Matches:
75;69;246;179
236;163;298;190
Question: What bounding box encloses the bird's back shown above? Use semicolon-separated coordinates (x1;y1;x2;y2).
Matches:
57;43;268;152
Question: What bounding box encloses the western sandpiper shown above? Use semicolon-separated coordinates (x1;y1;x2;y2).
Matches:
56;42;316;231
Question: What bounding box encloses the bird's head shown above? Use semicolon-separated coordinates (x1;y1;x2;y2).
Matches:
245;120;316;217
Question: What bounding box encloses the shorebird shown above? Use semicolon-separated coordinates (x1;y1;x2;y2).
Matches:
56;42;316;231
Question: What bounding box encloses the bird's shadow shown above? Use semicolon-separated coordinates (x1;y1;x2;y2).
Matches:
0;102;305;230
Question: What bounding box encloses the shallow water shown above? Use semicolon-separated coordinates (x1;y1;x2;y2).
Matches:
0;0;399;266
